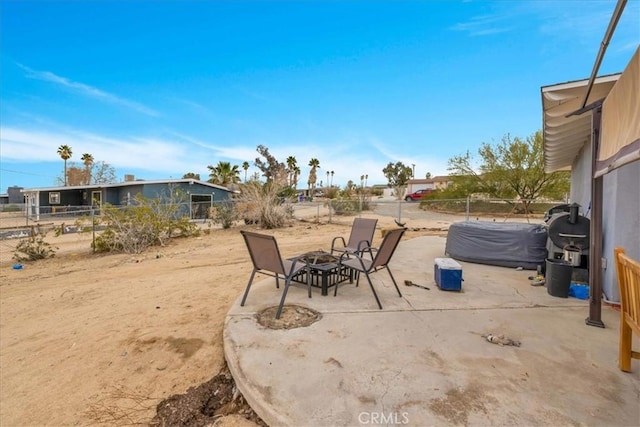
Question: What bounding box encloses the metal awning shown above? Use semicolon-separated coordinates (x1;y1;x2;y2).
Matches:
541;74;620;173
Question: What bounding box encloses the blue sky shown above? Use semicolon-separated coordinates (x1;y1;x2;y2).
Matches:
1;1;639;190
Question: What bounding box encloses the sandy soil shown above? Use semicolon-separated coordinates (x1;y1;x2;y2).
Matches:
0;212;454;426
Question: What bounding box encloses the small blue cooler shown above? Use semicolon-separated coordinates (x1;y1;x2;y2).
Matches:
434;257;463;291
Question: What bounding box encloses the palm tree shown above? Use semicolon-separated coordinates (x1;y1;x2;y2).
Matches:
242;161;250;183
308;158;320;192
81;153;94;185
207;161;241;186
286;156;297;187
293;166;301;189
57;145;73;186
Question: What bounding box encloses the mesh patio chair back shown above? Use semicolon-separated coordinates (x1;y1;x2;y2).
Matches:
371;227;405;270
240;230;311;319
331;218;378;254
335;227;406;310
243;230;286;275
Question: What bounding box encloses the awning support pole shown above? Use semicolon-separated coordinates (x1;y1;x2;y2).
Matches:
580;0;627;109
586;105;605;328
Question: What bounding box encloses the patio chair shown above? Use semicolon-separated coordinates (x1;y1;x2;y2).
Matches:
240;230;311;319
331;218;378;256
614;247;640;372
334;227;406;309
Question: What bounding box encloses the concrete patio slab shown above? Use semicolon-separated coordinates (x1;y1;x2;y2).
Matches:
224;235;640;426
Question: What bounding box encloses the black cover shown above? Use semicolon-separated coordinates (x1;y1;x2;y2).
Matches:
445;221;548;270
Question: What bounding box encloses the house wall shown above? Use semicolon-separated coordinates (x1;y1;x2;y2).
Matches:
139;182;229;202
601;161;640;303
570;144;640;303
38;188;84;207
570;142;592;215
114;186;143;205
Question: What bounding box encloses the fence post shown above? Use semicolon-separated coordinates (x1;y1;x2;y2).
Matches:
328;200;332;223
316;202;320;223
466;196;470;221
91;207;96;253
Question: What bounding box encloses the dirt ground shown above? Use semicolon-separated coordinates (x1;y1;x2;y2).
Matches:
0;212;456;426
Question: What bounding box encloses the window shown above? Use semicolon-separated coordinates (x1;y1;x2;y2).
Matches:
49;192;61;204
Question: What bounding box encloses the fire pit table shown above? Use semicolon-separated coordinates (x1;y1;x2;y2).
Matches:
290;251;351;296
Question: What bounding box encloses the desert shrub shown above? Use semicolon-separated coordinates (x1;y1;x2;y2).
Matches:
324;187;339;199
277;186;298;199
14;232;57;262
420;197;561;215
209;200;239;229
369;187;383;197
73;214;101;233
94;193;198;254
329;192;370;215
329;198;358;215
237;181;294;229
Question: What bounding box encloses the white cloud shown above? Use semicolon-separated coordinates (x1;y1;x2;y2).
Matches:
17;63;160;117
1;123;450;188
0;126;200;175
450;13;513;37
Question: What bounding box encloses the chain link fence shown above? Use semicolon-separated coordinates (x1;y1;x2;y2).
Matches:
0;197;564;230
292;197;565;224
0;196;565;263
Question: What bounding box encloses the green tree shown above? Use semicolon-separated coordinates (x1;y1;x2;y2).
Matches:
66;164;87;186
91;161;117;184
308;158;320;192
293;166;301;189
207;161;240;186
447;131;570;211
57;145;73;186
183;172;201;180
81;153;94;184
286;156;298;188
382;161;413;200
242;161;250;183
254;145;286;185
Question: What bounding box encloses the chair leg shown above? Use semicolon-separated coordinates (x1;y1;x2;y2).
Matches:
276;278;293;319
386;266;403;297
364;272;383;310
276;275;280;289
335;267;357;296
241;269;257;306
619;317;632;372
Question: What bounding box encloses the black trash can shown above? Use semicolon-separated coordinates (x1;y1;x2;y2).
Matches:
546;258;572;298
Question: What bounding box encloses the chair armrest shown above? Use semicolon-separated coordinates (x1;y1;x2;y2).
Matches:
356;240;372;253
331;236;347;251
289;254;311;270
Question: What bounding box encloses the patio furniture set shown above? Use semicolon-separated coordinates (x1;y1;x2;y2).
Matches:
238;217;640;374
240;218;405;319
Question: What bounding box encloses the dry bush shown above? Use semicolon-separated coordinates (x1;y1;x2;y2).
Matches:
236;181;294;229
209;200;240;229
13;231;58;262
86;385;159;425
94;192;198;254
